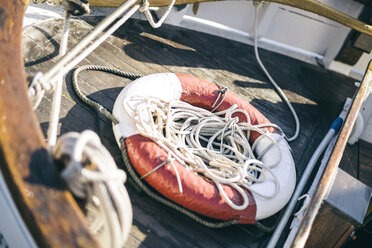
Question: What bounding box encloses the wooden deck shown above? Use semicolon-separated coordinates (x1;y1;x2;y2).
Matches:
23;17;362;247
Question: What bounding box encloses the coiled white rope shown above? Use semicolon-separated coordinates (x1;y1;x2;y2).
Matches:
124;95;283;210
54;130;132;248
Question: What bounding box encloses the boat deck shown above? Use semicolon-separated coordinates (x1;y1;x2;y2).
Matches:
23;17;362;247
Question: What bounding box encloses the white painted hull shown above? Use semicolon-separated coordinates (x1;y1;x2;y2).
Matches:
0;171;37;248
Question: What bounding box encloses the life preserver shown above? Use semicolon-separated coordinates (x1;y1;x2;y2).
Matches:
112;73;296;224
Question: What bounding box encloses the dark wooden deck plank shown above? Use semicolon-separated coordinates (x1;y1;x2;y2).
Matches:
359;140;372;187
339;144;359;179
23;17;360;248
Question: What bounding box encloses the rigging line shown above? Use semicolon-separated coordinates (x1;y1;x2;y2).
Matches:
29;0;173;107
253;4;300;142
55;4;140;81
27;0;139;109
41;0;139;87
266;97;350;248
47;10;71;148
72;65;142;124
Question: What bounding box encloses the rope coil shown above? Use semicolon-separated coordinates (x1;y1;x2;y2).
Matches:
123;95;284;210
54;130;132;248
71;65;282;230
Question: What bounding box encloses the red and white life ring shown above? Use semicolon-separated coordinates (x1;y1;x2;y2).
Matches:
112;73;296;224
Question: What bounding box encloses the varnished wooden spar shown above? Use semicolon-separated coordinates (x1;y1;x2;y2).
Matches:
0;1;98;247
291;61;372;248
88;0;372;37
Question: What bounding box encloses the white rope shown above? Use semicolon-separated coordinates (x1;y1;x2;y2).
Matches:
28;10;71;112
28;0;139;107
139;0;176;28
30;12;134;244
47;11;71;147
294;194;311;217
54;4;140;82
26;5;143;246
211;86;228;112
123;95;283;211
28;0;171;107
28;72;49;110
54;130;132;248
253;4;300;142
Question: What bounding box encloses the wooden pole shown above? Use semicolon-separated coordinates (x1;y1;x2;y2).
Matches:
0;1;98;247
291;61;372;247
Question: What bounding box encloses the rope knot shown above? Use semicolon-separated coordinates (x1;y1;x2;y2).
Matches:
139;0;150;12
28;72;54;109
211;85;228;111
218;86;228;94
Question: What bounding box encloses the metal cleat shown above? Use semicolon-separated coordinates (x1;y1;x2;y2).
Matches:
32;0;90;16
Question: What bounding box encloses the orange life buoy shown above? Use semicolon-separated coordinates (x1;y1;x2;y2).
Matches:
113;73;296;224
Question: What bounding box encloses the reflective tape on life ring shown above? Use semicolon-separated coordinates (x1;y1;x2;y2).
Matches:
113;73;296;223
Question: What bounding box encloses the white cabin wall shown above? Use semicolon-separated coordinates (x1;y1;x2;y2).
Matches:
350;50;372;79
178;3;324;65
183;1;255;32
24;2;372;80
183;0;364;53
177;0;371;79
264;1;363;55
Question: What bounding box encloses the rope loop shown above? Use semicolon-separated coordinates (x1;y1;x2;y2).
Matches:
140;0;176;28
294;194;310;217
